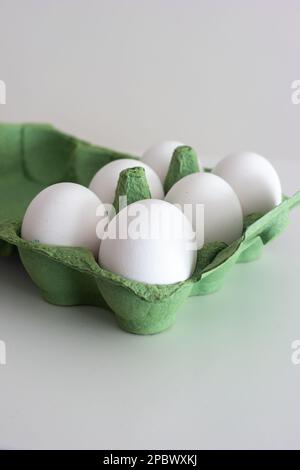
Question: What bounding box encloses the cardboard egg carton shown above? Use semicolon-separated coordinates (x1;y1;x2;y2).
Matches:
0;123;299;334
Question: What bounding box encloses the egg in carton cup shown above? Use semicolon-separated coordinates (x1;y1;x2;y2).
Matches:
0;123;299;334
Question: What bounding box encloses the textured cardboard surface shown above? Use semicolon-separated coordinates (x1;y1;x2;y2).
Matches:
0;123;299;334
113;166;151;213
164;145;200;193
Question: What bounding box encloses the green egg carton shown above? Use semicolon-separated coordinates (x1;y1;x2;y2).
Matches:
0;123;299;335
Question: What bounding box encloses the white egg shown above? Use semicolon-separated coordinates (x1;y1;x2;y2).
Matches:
142;141;202;182
89;159;164;204
21;182;104;257
99;199;197;285
213;151;282;216
165;173;243;247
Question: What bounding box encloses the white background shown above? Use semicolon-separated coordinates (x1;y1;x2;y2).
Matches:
0;0;300;449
